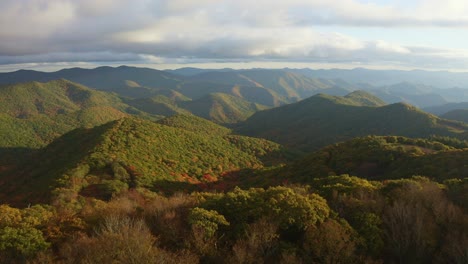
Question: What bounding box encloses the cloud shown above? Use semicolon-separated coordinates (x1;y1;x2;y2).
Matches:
1;0;468;70
0;52;144;65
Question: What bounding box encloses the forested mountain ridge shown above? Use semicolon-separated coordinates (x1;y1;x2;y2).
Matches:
236;92;468;151
180;93;268;123
276;135;468;183
0;115;287;206
187;69;352;100
0;66;374;126
1;131;465;263
292;67;468;88
0;67;467;263
0;79;145;148
3;66;468;108
0;66;356;105
0;66;181;91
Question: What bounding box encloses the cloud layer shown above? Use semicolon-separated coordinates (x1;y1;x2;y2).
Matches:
1;0;468;70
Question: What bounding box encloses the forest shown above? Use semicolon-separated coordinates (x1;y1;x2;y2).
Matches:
0;67;467;263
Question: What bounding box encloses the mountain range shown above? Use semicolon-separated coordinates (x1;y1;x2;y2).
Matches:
236;92;468;152
1;66;467;150
1;66;467;263
0;115;288;205
0;79;136;148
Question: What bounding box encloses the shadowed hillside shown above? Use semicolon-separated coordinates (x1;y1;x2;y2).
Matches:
0;115;288;205
279;136;468;183
236;92;468;151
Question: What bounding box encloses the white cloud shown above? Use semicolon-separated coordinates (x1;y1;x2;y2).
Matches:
0;0;74;55
374;41;411;54
1;0;468;70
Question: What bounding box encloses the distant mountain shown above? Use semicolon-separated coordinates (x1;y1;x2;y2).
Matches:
292;68;468;88
343;90;387;107
0;115;286;205
4;66;468;122
124;95;191;117
0;66;182;91
441;109;468;123
0;66;359;109
0;79;149;148
236;92;468;152
434;87;468;102
156;114;232;136
188;69;352;101
165;67;235;76
0;66;356;102
177;82;286;107
180;93;268;124
363;82;448;108
424;102;468;115
124;91;268;124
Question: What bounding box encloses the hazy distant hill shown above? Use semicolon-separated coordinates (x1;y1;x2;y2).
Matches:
177;81;286;107
441;109;468;123
0;66;355;102
0;115;286;205
292;67;468;88
365;82;448;108
0;66;468;120
124;95;191;117
343;90;387;107
0;79;145;148
0;66;360;109
236;91;468;151
165;67;234;76
180;93;268;123
188;69;352;101
424;102;468;115
0;66;182;91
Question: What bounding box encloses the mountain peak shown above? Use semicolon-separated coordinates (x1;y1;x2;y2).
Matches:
344;90;387;107
237;93;467;151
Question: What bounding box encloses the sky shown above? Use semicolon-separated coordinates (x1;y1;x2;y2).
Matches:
1;0;468;72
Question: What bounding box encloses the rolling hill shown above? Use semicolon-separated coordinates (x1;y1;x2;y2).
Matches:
0;115;287;205
1;67;467;263
0;66;355;104
124;91;269;124
0;66;182;92
236;92;468;152
124;95;191;117
424;102;468;115
180;93;268;123
364;82;455;108
177;81;287;107
280;136;468;183
292;67;468;88
342;90;387;107
441;109;468;123
0;79;148;148
188;69;352;101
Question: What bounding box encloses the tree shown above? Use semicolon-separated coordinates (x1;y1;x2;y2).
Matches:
199;186;330;238
0;226;50;260
303;218;357;264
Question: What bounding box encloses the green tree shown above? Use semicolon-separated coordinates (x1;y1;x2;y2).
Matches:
0;226;50;259
188;207;229;238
